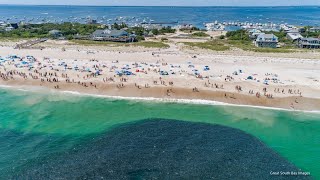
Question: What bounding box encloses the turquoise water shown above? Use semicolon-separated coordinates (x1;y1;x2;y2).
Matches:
0;88;319;178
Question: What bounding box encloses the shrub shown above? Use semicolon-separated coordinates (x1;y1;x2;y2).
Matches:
161;37;168;41
192;32;209;37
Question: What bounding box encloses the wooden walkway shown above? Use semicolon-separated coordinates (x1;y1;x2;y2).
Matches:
14;38;48;49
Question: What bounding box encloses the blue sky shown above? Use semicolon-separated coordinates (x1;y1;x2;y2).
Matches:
0;0;319;6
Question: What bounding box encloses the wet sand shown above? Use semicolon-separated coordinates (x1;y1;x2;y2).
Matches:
1;79;319;111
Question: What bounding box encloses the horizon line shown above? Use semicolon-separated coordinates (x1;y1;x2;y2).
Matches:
0;4;319;7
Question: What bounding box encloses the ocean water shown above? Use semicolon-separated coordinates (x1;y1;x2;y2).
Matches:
9;120;309;179
0;5;319;27
0;87;319;178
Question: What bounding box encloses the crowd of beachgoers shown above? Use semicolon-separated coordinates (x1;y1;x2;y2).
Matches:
0;43;319;111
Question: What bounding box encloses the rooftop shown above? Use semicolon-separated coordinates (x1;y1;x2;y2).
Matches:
287;33;303;40
49;30;61;34
300;37;320;41
92;29;129;37
256;34;278;42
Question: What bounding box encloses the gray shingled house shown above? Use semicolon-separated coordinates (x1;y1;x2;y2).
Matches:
91;29;135;42
298;38;320;49
255;34;278;48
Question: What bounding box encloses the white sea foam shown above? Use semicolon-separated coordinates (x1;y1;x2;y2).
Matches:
0;85;319;114
0;85;13;89
60;90;320;114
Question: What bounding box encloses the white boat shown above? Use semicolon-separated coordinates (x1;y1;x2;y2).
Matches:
205;22;225;31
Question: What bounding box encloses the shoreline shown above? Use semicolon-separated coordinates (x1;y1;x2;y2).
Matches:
0;41;319;113
1;83;319;114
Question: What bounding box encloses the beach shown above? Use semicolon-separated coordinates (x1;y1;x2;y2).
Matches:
0;39;319;111
1;5;320;179
0;41;320;111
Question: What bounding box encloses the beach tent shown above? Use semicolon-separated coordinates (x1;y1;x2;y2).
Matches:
160;71;169;75
247;76;253;80
192;70;200;75
9;55;18;58
124;71;133;75
115;71;123;76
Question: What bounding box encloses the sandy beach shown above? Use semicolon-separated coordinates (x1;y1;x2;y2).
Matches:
0;40;319;111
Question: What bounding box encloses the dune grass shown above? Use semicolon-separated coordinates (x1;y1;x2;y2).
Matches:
183;41;230;51
191;32;210;37
184;39;302;53
0;37;30;42
249;48;293;53
226;40;296;53
70;40;124;46
71;40;170;48
128;41;170;48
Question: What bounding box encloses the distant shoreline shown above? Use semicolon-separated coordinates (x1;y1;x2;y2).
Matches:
0;5;319;8
0;5;318;28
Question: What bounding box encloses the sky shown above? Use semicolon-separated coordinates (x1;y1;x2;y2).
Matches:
0;0;319;6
